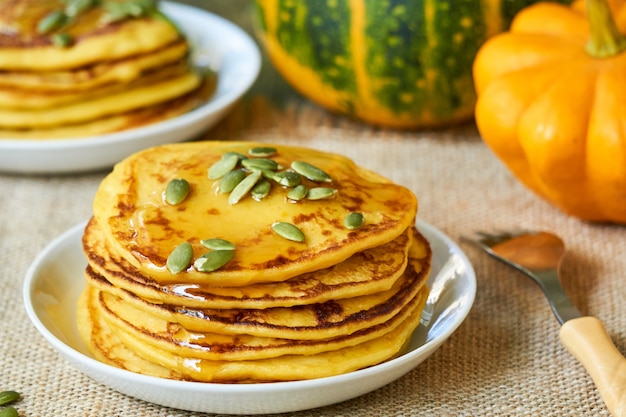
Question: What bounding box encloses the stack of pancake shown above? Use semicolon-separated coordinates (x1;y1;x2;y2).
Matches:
78;141;431;382
0;0;213;139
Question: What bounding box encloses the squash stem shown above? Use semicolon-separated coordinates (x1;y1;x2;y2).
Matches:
586;0;626;58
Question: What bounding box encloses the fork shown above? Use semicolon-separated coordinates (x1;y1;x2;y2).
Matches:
463;230;626;417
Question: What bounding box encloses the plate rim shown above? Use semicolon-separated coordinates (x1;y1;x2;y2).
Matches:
23;219;476;413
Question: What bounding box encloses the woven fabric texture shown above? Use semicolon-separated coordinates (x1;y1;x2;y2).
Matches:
1;2;625;415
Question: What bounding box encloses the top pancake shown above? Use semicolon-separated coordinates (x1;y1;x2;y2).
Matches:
0;0;181;70
92;141;418;286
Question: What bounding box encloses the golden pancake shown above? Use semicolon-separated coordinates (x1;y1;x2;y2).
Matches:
0;74;216;138
0;70;201;128
92;142;418;286
0;40;188;92
77;287;181;380
98;284;428;362
88;228;430;340
0;0;181;71
0;1;213;138
83;218;416;309
78;283;428;382
0;61;190;110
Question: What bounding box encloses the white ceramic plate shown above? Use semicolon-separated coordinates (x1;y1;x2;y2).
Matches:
0;2;261;174
23;220;476;415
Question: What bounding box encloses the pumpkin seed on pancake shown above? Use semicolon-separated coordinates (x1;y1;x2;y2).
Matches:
82;217;417;309
0;70;201;128
0;40;188;92
86;229;430;340
80;283;428;382
0;0;181;71
92;141;418;286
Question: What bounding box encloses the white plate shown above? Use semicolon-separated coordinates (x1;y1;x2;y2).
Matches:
0;2;261;174
23;220;475;415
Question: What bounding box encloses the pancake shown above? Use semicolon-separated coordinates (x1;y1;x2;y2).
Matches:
0;70;201;128
0;74;216;138
98;284;429;362
0;61;191;110
0;1;212;138
77;286;181;380
0;40;189;92
87;228;430;340
92;141;418;286
78;283;429;382
0;0;181;71
78;141;429;383
83;217;417;309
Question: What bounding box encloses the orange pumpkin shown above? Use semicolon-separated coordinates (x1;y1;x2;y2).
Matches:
473;0;626;224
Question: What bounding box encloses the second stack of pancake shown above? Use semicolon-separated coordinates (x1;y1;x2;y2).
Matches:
0;0;213;139
78;141;431;382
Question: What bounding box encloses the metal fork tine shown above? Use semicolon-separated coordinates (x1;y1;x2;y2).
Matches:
469;229;536;248
462;234;506;260
463;230;539;272
468;231;508;247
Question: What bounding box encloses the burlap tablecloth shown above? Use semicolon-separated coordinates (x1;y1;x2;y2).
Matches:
1;2;625;416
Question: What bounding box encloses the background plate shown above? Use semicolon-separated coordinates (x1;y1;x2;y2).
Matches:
0;2;261;174
23;220;476;415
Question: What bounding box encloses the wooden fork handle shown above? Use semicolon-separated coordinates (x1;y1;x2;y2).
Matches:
559;316;626;417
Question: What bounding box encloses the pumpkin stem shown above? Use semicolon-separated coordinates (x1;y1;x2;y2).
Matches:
586;0;626;58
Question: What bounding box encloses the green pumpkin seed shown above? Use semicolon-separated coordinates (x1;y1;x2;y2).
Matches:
0;391;19;406
271;222;305;242
222;151;248;162
251;179;271;201
0;406;18;417
273;171;302;187
208;154;239;179
101;10;127;24
102;0;155;22
140;0;160;13
38;10;69;34
291;161;332;183
200;238;236;251
52;32;73;47
259;169;277;180
100;3;130;24
228;170;261;204
307;187;336;200
219;169;246;194
165;178;190;205
126;3;147;16
344;212;365;230
133;0;159;9
166;242;193;274
194;250;235;272
287;184;307;201
248;146;277;157
242;158;280;172
65;0;96;16
152;10;181;34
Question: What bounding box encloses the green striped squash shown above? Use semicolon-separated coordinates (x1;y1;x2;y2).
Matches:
255;0;569;129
